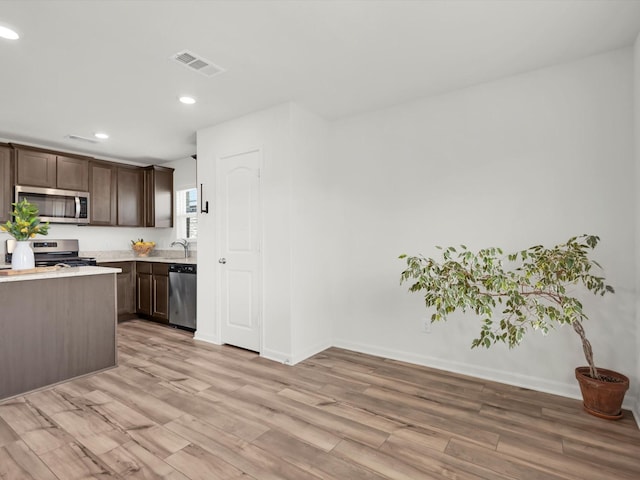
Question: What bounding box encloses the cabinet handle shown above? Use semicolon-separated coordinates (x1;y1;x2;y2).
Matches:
200;183;209;214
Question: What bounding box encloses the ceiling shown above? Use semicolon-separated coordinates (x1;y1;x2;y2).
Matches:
1;0;640;165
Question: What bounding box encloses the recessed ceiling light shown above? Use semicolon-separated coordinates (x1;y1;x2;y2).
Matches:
94;132;109;140
0;26;19;40
179;96;196;105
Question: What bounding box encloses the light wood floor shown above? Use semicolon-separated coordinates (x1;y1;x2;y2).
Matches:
1;320;639;479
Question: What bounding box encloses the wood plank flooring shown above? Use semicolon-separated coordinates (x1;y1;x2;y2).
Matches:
1;319;638;479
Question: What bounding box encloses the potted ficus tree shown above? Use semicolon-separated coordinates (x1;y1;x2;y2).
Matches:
399;234;630;419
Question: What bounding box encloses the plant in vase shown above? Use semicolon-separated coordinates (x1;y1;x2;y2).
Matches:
0;199;49;270
399;234;629;419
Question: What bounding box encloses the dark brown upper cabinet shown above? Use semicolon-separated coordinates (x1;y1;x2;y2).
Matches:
7;142;173;229
144;165;174;228
0;144;13;223
89;161;117;226
117;165;144;227
14;147;89;191
15;148;56;188
57;156;89;191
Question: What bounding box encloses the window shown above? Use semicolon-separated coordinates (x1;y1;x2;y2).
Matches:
176;187;198;240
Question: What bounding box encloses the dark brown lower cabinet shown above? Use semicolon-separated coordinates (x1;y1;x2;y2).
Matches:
136;262;169;323
100;261;136;321
152;266;169;321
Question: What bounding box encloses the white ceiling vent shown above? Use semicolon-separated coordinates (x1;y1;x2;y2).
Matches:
66;134;99;144
171;50;225;78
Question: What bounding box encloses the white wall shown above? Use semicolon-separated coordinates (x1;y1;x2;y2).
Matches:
167;156;197;191
0;224;170;256
328;48;638;406
36;225;172;251
162;156;198;250
196;104;295;359
290;104;333;363
634;33;640;424
196;103;332;363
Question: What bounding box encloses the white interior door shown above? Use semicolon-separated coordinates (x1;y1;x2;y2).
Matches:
217;150;261;352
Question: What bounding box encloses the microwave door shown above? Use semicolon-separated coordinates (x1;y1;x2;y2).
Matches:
44;194;75;219
52;196;65;218
15;187;86;224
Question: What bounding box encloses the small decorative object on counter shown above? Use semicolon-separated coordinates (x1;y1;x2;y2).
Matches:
1;200;50;270
131;239;155;257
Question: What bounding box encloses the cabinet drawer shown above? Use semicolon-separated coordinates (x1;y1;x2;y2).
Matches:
152;263;169;276
137;261;152;274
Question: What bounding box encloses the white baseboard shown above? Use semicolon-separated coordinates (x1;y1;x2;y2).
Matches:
291;340;332;366
332;338;638;412
261;348;293;365
193;332;221;345
262;341;331;366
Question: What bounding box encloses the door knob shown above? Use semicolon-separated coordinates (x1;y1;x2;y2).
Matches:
218;258;227;264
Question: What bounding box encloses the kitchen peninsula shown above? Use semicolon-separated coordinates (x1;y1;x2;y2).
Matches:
0;266;119;401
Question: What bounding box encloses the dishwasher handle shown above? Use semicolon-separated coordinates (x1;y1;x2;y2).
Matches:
168;264;197;274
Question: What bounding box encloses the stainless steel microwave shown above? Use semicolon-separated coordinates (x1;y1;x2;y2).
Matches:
15;185;90;224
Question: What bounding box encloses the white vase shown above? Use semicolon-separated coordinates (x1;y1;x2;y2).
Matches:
11;241;35;270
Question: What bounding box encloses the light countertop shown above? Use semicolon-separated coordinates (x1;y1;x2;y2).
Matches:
86;249;196;265
0;251;197;271
96;256;196;265
0;266;121;283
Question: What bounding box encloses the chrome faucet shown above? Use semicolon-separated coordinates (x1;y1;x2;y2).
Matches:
171;239;190;259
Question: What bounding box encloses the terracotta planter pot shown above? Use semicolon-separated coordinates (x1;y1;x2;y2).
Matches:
575;367;629;420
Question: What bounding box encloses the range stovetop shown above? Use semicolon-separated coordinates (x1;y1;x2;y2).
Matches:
5;239;97;267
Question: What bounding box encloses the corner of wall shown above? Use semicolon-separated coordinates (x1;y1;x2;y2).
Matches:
193;332;221;345
290;340;333;366
634;30;640;431
261;348;294;365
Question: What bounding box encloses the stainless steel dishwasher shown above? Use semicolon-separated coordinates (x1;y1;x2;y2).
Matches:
168;264;197;331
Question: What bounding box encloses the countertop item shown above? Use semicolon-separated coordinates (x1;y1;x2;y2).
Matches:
0;266;61;276
0;265;120;283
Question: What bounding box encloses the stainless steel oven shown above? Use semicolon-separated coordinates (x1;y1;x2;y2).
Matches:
15;185;90;224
